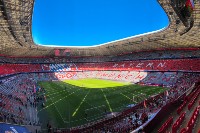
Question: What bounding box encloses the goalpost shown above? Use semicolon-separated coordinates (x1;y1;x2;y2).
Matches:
84;105;106;121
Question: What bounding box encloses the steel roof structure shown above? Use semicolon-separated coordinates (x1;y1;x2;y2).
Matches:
0;0;200;57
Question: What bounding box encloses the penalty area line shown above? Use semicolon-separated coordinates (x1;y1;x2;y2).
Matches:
38;88;81;112
48;96;66;124
101;89;113;112
120;93;132;100
72;90;91;117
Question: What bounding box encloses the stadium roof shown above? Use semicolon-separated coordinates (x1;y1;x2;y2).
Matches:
0;0;200;57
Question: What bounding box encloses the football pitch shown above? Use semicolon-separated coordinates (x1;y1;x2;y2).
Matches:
37;79;167;128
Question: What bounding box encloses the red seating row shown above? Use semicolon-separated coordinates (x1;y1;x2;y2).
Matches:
172;112;186;133
188;89;200;110
158;116;173;133
76;59;200;71
185;87;199;102
180;128;186;133
0;64;42;76
184;106;200;133
0;59;200;77
177;101;187;115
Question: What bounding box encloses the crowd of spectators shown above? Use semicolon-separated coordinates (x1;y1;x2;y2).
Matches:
0;75;39;126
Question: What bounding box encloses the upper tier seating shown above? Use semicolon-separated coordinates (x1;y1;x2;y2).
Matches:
0;59;199;77
1;49;200;63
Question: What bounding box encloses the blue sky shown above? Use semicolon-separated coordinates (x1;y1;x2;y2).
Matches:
32;0;169;47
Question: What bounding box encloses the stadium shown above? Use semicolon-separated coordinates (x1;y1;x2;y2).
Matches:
0;0;200;133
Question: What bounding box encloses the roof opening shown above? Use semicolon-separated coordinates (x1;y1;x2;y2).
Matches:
32;0;169;47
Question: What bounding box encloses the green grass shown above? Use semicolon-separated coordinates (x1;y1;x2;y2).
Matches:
63;78;130;88
37;78;167;128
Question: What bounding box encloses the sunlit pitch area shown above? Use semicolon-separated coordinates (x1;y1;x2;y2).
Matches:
63;78;130;88
37;79;167;128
